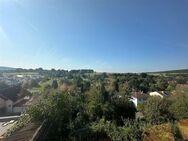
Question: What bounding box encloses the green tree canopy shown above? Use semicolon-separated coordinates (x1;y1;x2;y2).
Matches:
143;96;171;123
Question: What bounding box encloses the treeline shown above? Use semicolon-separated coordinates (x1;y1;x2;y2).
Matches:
3;68;188;86
152;69;188;74
11;68;94;77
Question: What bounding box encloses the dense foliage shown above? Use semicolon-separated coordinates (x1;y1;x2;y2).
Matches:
5;69;188;141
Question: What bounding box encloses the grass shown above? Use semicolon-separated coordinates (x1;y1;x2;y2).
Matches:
177;119;188;140
143;119;188;141
143;123;175;141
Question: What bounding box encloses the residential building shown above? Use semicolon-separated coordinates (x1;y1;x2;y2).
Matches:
130;91;148;107
0;94;13;113
0;94;32;114
149;91;169;98
12;96;32;114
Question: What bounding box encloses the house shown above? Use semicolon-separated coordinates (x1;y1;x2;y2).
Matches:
12;96;32;114
0;94;32;114
130;91;148;107
16;74;23;78
149;91;169;98
0;94;13;113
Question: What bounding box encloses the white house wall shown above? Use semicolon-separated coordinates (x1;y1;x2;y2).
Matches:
149;92;163;98
13;107;26;113
5;100;13;113
130;97;138;107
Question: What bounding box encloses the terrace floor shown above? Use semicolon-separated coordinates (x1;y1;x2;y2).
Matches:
4;122;41;141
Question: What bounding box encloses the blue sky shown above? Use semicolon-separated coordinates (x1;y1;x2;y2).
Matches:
0;0;188;72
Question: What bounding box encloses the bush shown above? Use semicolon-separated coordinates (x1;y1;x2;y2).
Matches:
143;96;171;123
91;118;146;141
169;94;188;120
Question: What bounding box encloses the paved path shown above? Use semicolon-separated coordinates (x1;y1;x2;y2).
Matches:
0;121;15;136
0;116;20;136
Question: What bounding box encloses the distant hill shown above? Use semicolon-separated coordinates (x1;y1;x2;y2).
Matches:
0;66;16;72
150;69;188;74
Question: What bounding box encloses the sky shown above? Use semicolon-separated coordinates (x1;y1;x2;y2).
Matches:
0;0;188;72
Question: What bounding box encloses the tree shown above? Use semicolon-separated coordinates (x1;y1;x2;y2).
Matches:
52;80;58;89
112;95;136;125
140;73;148;78
112;80;119;92
166;84;175;92
28;91;74;140
139;81;149;93
128;78;140;91
143;96;171;123
0;81;9;89
169;94;188;120
86;83;111;121
99;83;109;103
156;78;168;91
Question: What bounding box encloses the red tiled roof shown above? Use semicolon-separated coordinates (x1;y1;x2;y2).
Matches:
132;92;148;100
13;99;28;107
13;96;32;107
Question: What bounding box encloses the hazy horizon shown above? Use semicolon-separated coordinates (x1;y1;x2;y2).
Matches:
1;65;188;74
0;0;188;72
